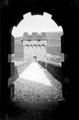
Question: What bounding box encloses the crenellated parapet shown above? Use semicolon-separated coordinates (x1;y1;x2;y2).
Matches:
23;32;47;40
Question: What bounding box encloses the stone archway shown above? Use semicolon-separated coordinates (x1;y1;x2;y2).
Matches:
2;0;74;116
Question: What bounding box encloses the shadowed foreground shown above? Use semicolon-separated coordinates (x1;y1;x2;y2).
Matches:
6;62;65;120
5;62;76;120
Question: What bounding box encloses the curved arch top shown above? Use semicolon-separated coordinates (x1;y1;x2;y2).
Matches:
12;12;63;37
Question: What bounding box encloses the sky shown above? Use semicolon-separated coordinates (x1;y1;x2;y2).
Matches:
12;12;63;37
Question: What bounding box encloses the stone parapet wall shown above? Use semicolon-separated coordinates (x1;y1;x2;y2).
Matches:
23;32;47;40
22;32;63;41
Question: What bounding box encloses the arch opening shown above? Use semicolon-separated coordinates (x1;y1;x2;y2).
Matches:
11;12;64;66
9;12;64;105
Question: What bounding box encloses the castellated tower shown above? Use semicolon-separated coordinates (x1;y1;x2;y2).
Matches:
22;32;47;62
13;31;64;65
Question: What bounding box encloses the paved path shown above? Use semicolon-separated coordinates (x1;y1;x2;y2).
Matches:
12;62;64;111
8;62;64;120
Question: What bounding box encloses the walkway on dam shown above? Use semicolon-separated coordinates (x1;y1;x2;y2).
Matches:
7;61;65;120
